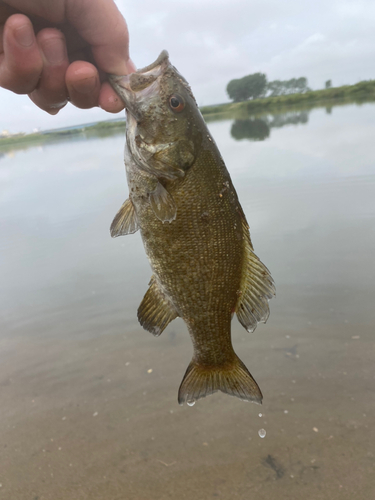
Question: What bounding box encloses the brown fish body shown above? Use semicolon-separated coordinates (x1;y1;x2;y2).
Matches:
109;52;275;405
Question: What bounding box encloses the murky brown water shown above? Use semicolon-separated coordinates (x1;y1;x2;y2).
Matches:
1;103;374;499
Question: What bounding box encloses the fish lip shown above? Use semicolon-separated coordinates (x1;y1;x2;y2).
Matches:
108;73;132;104
108;50;170;114
136;50;169;74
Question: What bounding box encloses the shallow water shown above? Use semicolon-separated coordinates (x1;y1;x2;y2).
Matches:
0;103;374;499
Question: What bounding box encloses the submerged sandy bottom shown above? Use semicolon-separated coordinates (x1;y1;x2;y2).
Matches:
0;297;374;500
1;104;375;498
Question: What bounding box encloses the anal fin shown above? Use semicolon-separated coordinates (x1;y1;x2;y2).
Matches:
110;198;139;237
138;277;178;336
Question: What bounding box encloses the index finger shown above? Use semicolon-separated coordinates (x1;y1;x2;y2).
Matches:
66;0;135;76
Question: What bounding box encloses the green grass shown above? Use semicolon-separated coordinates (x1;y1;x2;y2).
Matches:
1;80;375;152
0;119;126;153
200;80;375;117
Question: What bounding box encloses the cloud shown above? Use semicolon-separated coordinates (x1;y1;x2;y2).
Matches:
1;0;375;131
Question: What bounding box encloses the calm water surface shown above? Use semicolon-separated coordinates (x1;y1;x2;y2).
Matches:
0;103;374;499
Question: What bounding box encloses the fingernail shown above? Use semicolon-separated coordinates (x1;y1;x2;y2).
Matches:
48;100;68;114
14;24;34;48
42;38;65;65
72;75;97;94
47;108;60;116
125;58;137;74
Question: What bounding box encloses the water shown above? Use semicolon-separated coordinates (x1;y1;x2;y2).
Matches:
258;429;267;439
1;102;375;499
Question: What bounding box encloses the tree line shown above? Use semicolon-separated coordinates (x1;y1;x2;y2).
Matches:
226;72;312;102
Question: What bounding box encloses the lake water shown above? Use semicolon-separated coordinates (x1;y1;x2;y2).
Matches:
0;102;374;499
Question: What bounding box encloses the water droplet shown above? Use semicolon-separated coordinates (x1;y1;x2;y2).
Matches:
284;410;289;414
187;400;195;406
258;428;266;438
258;413;262;417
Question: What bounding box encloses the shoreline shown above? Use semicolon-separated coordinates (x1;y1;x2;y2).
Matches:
1;80;375;151
200;79;375;117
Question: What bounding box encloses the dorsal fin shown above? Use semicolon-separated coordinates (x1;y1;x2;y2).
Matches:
236;215;275;333
138;277;179;336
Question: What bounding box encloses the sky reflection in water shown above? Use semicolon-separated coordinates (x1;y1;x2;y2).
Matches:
0;103;374;499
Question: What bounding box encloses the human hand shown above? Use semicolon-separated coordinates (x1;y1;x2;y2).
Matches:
0;0;135;114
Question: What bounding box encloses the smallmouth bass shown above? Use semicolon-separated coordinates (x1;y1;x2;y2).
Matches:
109;51;275;405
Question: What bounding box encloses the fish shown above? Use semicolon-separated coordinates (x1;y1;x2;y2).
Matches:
109;51;275;405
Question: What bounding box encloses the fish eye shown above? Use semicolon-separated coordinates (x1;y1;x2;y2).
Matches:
169;94;185;113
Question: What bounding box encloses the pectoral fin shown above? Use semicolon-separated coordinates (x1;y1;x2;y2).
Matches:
138;277;179;336
149;182;177;223
236;218;276;332
110;198;139;237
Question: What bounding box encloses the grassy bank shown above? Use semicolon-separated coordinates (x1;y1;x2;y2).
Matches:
1;80;375;152
201;80;375;118
0;119;126;150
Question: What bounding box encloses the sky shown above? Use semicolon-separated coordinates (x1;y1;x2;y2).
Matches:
1;0;375;133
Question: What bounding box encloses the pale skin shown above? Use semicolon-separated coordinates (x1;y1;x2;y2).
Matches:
0;0;136;114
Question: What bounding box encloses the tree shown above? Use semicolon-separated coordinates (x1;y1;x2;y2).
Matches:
267;79;284;96
227;73;267;102
267;77;310;96
325;80;332;89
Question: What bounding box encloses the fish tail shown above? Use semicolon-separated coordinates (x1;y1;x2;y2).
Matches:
178;355;262;405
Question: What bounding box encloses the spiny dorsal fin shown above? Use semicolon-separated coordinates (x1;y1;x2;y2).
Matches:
149;182;177;223
236;216;276;333
110;198;139;237
138;277;179;336
178;355;262;405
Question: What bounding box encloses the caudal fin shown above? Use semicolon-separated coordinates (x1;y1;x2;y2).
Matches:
178;356;262;405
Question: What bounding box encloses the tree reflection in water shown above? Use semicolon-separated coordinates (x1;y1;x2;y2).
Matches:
231;110;309;141
231;118;270;141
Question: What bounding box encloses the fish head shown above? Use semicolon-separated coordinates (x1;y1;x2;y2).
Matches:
109;51;203;180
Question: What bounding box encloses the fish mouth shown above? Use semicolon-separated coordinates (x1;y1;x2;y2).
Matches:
109;50;170;118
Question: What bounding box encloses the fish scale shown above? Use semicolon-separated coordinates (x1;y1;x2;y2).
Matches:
109;50;275;405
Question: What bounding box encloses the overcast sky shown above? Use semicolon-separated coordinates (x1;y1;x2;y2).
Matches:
1;0;375;133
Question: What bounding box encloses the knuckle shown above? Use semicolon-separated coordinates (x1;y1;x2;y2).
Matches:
0;76;37;94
